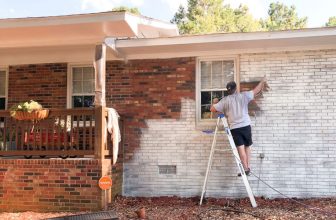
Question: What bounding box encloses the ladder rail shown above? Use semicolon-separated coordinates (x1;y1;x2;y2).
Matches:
199;114;257;208
221;117;257;208
199;116;220;205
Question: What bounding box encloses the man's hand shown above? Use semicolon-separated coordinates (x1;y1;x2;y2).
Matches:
253;77;269;96
262;77;270;91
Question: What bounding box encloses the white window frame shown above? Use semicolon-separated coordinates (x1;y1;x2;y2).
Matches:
196;56;240;124
67;63;95;109
0;67;8;110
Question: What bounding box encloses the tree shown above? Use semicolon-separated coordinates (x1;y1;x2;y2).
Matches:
112;6;141;15
233;5;261;32
170;5;187;28
326;16;336;27
261;2;307;31
171;0;261;34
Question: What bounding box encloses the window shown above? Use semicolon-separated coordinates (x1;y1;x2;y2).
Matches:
71;66;95;108
197;58;236;120
0;70;7;110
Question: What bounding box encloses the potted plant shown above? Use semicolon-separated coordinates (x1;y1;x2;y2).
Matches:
10;100;49;121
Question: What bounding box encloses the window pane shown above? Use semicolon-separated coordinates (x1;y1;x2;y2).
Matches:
211;91;224;119
73;68;82;81
201;91;211;105
212;91;224;100
72;96;94;108
0;71;5;96
83;96;94;107
212;61;223;89
0;98;5;109
223;61;234;83
201;105;211;119
199;60;235;121
201;61;211;89
73;81;82;94
73;96;83;108
83;67;94;80
83;81;94;93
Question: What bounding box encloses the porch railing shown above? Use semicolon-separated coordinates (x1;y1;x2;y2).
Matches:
0;106;115;159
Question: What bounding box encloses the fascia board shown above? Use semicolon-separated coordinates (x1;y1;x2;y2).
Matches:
116;27;336;48
0;11;126;28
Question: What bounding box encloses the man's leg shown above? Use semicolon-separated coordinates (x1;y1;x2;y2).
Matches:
245;146;251;170
237;145;248;170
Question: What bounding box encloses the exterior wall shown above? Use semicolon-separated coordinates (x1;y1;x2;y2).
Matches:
107;51;336;198
8;63;67;108
240;49;336;197
0;159;102;212
3;50;336;201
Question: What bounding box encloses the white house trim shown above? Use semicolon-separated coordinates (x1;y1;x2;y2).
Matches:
112;44;336;60
114;27;336;59
116;27;336;47
0;11;178;49
67;63;95;109
195;56;239;126
0;67;9;109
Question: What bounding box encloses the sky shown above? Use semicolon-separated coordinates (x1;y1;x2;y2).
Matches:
0;0;335;27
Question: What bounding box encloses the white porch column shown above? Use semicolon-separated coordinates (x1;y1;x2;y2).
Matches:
94;44;106;107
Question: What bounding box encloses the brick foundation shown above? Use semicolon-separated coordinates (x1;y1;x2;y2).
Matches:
0;159;112;212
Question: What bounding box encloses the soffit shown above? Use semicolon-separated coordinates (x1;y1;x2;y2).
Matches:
0;11;178;48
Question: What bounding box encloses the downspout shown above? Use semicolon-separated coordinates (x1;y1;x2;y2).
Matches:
94;38;125;107
93;43;107;107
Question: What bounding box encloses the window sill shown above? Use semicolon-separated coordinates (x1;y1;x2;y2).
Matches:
195;119;225;132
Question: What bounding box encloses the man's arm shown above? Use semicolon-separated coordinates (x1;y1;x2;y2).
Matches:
210;98;219;113
252;77;269;96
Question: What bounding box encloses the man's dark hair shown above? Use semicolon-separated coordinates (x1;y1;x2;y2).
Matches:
226;81;237;95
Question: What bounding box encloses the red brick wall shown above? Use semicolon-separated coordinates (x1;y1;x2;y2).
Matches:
105;57;196;161
8;63;67;109
0;159;102;212
4;62;123;211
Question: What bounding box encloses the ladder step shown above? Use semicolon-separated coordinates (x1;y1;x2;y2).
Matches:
215;149;232;152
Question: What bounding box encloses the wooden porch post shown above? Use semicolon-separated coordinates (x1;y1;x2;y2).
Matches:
93;43;110;208
94;44;106;160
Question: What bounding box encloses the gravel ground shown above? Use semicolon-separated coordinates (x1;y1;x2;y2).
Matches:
0;197;336;220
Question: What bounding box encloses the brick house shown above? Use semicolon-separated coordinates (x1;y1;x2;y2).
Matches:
1;11;336;211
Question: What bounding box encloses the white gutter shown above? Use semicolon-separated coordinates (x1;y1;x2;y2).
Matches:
124;13;178;38
116;27;336;48
105;37;124;59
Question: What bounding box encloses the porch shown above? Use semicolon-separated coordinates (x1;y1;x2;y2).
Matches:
0;106;124;212
0;107;116;160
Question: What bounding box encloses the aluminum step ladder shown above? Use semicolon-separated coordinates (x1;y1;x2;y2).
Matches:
199;113;257;208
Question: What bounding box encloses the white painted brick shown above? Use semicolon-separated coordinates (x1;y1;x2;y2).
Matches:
123;49;336;199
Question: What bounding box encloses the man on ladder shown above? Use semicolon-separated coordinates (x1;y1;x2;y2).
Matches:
210;78;268;176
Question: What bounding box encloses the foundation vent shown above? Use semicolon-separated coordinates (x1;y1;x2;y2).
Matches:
158;165;176;174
